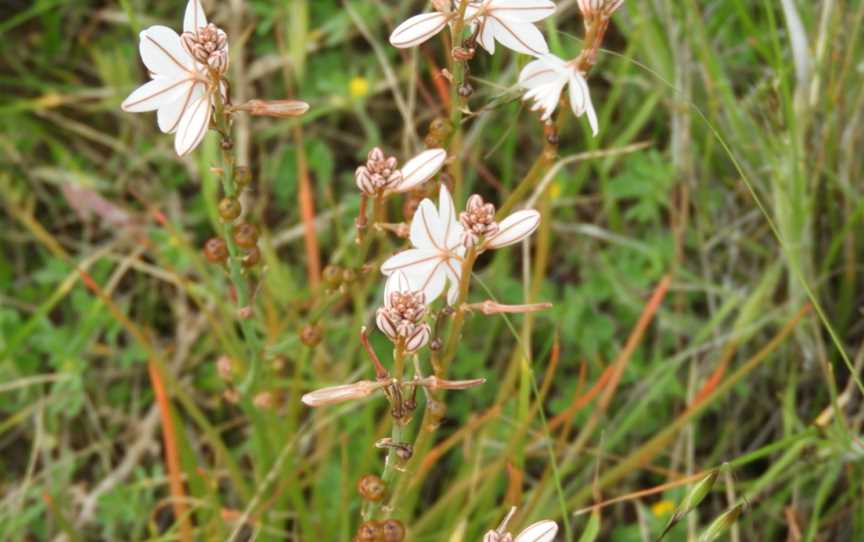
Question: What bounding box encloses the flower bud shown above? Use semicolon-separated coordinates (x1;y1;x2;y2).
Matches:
253;391;276;410
219;197;242;221
203;237;228;263
233;223;259;249
237;99;310;118
357;474;387;501
216;355;234;381
301;380;382;407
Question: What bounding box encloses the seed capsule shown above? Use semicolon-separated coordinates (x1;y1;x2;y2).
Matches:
299;324;323;347
323;265;343;288
357;474;386;502
342;268;357;285
235;166;252;187
458;82;474;98
242;246;261;268
355;521;381;542
233;223;259;249
218;198;242;221
380;519;406;542
203;237;228;263
424;399;447;431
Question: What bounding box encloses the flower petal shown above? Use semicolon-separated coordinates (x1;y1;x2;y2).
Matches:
438;185;463;249
488;0;557;22
412;260;447;303
410;199;446;251
393;149;446;193
389;12;451;48
514;520;558;542
183;0;208;33
121;76;191;113
569;72;598;136
139;25;195;77
174;91;212;156
381;249;441;277
488;17;549;55
486;210;541;249
384;271;412;302
477;17;496;54
519;55;567;89
157;81;202;133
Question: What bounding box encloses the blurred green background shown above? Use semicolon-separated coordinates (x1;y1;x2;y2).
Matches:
1;0;863;540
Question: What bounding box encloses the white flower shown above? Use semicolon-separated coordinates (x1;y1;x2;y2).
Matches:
381;185;465;305
356;148;447;197
389;0;555;56
121;0;225;156
484;508;558;542
467;0;555;56
518;53;598;136
485;208;541;249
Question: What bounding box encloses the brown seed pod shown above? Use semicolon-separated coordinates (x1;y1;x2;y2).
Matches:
299;323;323;347
218;197;242;221
322;265;344;288
357;474;386;502
233;223;259;249
355;521;381;542
242;246;261;268
342;268;357;285
424;399;447;431
423;134;442;148
458;82;474;98
234;166;252;187
203;237;228;263
428;117;451;138
380;519;406;542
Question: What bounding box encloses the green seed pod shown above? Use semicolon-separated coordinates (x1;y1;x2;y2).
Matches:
218;198;242;221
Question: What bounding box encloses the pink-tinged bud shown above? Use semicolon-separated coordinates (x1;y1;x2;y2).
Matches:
301;380;383;407
419;376;486;390
465;301;553;315
216;355;234;381
404;324;431;353
237;99;310;118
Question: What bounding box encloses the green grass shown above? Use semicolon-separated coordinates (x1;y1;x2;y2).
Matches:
2;0;864;540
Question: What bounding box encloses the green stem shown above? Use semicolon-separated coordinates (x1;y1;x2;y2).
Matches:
212;94;262;395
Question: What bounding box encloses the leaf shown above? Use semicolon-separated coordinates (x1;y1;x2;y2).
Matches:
578;510;601;542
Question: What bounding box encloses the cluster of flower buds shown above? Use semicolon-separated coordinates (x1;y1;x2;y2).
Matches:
375;272;431;353
355;148;446;198
460;194;499;248
356;148;402;195
181;22;229;73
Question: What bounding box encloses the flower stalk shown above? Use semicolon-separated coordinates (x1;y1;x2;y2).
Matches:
212;92;262;394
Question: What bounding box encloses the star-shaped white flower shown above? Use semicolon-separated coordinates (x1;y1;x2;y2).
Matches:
389;0;555;57
518;53;598;136
484;508;558;542
381;185;465;305
121;0;225;156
